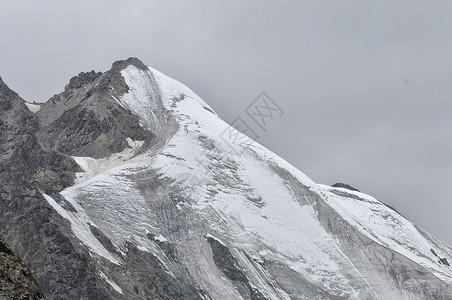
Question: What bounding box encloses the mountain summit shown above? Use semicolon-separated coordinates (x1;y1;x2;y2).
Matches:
1;58;452;299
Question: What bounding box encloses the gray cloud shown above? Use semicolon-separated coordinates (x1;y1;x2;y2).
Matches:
1;0;451;245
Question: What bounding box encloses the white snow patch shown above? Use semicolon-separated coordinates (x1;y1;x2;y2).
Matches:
72;156;89;172
71;139;144;185
99;271;123;294
205;233;227;246
154;234;168;243
42;194;120;264
24;102;41;113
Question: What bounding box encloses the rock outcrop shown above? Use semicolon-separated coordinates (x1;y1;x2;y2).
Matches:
0;238;45;300
331;182;360;192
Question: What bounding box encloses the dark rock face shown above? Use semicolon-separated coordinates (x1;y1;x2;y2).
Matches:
0;76;111;300
0;77;17;111
0;239;45;300
440;258;450;266
207;237;267;300
115;243;201;300
331;182;360;192
0;77;80;193
65;70;102;90
39;102;151;158
36;57;154;159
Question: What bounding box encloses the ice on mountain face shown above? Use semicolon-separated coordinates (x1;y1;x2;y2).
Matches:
319;184;452;284
116;68;167;134
42;194;121;264
47;63;452;299
202;154;355;290
60;66;356;298
137;65;365;290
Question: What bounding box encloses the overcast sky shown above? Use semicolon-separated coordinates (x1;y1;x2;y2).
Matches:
1;1;451;245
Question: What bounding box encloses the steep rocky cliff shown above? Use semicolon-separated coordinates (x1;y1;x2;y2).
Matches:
1;59;452;299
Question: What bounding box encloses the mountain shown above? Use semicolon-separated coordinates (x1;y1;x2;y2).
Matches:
1;58;452;299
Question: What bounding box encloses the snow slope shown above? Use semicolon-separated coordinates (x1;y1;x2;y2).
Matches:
43;63;452;299
318;184;452;284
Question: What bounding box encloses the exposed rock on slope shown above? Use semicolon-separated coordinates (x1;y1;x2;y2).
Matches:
0;76;79;193
331;182;359;192
36;58;154;159
0;239;45;300
0;75;107;299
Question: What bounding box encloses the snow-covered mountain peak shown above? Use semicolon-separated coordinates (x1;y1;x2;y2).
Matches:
6;58;451;299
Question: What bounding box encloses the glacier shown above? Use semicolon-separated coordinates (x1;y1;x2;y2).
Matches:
14;59;451;299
